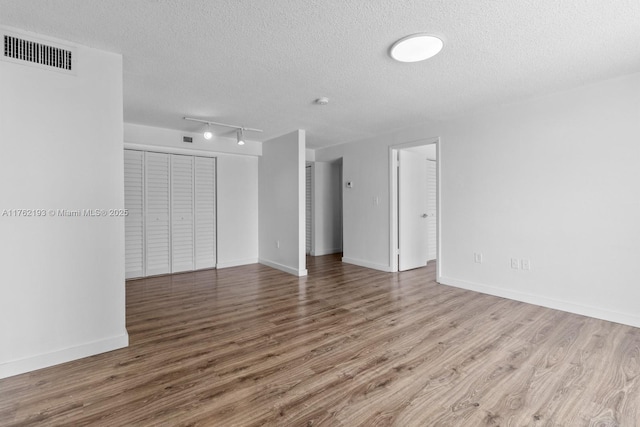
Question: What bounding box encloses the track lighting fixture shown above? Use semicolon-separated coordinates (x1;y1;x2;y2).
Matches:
183;117;262;145
203;124;213;140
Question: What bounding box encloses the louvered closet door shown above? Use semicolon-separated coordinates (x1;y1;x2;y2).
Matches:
171;155;195;273
124;150;145;279
194;156;216;270
306;165;312;254
145;152;171;276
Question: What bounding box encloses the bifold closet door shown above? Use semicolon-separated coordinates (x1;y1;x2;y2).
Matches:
124;150;216;277
306;165;312;255
124;150;145;279
171;155;195;273
145;152;171;276
194;157;216;270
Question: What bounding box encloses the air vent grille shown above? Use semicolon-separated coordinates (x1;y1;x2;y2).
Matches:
4;34;73;71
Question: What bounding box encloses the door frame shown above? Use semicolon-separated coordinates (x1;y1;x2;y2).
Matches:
389;137;442;280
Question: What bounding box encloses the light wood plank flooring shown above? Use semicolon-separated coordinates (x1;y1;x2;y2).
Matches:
1;254;639;426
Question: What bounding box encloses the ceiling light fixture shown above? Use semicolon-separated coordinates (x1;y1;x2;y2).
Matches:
184;117;262;145
389;34;443;63
203;124;213;140
236;129;245;146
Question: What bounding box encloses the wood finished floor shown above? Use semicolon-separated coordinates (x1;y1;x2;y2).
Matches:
1;254;639;426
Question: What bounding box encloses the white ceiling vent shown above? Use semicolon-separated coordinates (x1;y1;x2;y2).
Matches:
2;30;76;75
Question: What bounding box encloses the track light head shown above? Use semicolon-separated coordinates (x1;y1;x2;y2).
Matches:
203;124;213;140
237;128;245;145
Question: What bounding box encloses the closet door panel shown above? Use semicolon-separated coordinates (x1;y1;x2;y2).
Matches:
306;165;312;254
124;150;145;279
171;155;195;273
145;152;171;276
195;157;216;270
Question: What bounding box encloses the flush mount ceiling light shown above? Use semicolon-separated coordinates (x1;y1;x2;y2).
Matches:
184;117;262;145
389;34;443;63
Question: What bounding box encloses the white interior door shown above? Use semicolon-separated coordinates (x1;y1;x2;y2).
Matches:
124;150;145;279
426;159;437;262
399;150;429;271
306;165;312;255
171;154;195;273
145;152;171;276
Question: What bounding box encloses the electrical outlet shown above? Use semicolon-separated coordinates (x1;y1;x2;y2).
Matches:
276;240;280;249
474;253;483;263
521;259;531;270
511;258;519;269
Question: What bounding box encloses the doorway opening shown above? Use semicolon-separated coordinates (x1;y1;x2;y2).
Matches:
389;138;441;278
305;158;343;262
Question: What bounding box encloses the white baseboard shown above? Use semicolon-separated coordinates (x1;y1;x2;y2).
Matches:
259;259;308;277
310;248;342;256
342;257;393;272
216;258;258;269
0;332;129;380
439;276;640;329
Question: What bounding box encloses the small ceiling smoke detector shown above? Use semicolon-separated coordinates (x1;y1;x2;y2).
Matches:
314;97;330;105
390;34;443;63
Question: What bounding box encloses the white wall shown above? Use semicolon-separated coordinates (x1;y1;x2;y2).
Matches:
311;161;343;256
318;130;432;271
316;72;640;327
217;155;259;268
438;72;640;327
259;130;307;276
305;148;316;162
123;123;259;268
0;30;128;378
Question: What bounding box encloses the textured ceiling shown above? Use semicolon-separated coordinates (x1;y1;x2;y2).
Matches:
1;0;639;148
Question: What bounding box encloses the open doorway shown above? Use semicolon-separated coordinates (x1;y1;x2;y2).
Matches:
389;138;440;276
306;159;343;259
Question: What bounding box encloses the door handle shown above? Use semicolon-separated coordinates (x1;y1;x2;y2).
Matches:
421;213;428;218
